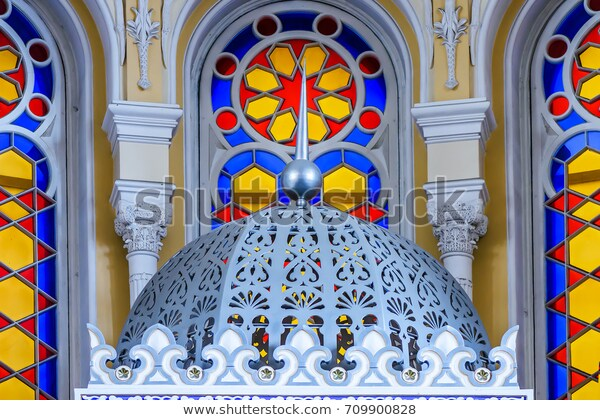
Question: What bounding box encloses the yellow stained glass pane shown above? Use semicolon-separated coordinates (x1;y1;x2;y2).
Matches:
0;200;30;220
568;227;600;272
317;67;351;91
569;279;600;324
572;378;600;400
0;48;20;73
0;276;34;321
578;45;600;70
0;150;33;195
308;111;328;142
323;166;366;211
0;378;35;400
568;149;600;195
572;201;600;222
0;77;20;104
268;45;296;77
269;110;296;142
300;45;327;76
579;74;600;101
0;226;34;271
232;166;276;213
317;95;352;121
245;95;280;122
245;67;280;92
570;329;600;376
0;327;35;371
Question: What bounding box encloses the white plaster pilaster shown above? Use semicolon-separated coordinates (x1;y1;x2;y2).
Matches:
103;101;182;305
413;98;495;299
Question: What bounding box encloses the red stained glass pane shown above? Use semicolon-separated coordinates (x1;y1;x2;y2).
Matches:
548;193;565;211
0;365;11;379
232;206;249;220
17;192;34;209
316;16;338;36
18;216;34;234
37;243;54;260
0;189;8;201
216;110;237;131
216;55;237;77
553;346;567;364
567;192;584;210
0;313;10;328
370;206;386;222
19;267;35;284
19;318;35;334
568;269;585;286
29;42;49;62
21;367;36;385
359;55;380;75
36;192;53;210
549;95;569;117
549;295;566;313
0;215;9;227
571;371;588;387
0;263;9;277
256;16;278;37
38;293;53;310
349;204;368;221
547;38;568;59
29;97;48;117
567;217;585;235
359;110;381;130
569;319;586;337
548;244;565;262
38;344;55;362
0;0;7;15
589;0;600;11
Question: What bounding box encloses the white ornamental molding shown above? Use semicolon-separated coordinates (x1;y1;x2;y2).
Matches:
127;0;160;89
433;0;468;89
161;0;173;67
114;0;126;65
79;322;527;393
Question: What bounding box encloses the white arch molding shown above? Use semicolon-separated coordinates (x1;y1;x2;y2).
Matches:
181;0;417;242
14;0;97;399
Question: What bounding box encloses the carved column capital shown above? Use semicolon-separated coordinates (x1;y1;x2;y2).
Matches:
427;198;488;256
114;201;168;254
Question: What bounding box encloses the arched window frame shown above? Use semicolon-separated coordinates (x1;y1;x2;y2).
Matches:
182;0;416;240
0;0;96;399
505;0;600;400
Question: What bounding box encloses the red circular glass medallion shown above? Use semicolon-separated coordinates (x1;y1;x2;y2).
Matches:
0;0;8;15
549;95;569;117
256;16;278;37
29;97;49;117
216;55;237;77
216;110;238;131
316;16;338;36
588;0;600;12
359;54;380;75
359;110;381;130
29;41;49;62
547;38;568;59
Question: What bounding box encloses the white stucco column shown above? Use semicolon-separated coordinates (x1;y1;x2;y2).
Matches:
412;98;494;299
103;101;182;305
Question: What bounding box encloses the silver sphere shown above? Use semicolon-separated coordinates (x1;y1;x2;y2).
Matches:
281;159;322;204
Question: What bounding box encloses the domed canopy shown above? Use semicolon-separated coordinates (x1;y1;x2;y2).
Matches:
118;205;490;369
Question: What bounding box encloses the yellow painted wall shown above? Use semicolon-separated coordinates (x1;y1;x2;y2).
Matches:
471;1;525;346
71;1;130;346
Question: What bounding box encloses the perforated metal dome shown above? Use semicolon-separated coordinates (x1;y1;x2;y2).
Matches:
117;205;490;370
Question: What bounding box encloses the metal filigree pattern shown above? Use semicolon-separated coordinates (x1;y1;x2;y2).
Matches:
118;206;490;369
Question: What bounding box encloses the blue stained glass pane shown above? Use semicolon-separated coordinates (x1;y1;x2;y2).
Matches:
557;111;587;131
222;151;253;175
212;78;232;111
543;61;564;97
550;161;565;191
546;259;566;300
0;132;9;150
314;150;342;173
556;3;588;39
38;258;56;298
36;161;49;192
279;194;290;205
364;77;386;111
13;134;43;160
376;218;388;229
39;358;57;398
12;114;41;132
545;208;564;250
255;151;286;174
212;220;223;230
345;127;373;146
217;174;231;204
587;131;600;151
224;25;258;59
336;25;371;58
5;7;40;43
547;362;567;399
39;309;57;349
546;311;566;352
368;174;381;203
34;66;54;98
37;209;55;249
224;129;253;146
555;133;586;161
345;150;375;174
278;12;316;32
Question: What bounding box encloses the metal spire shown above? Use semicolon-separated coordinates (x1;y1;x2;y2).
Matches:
280;61;322;207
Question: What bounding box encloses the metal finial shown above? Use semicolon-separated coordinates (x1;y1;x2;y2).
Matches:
280;61;322;207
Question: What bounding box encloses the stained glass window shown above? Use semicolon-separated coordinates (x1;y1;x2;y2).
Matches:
0;0;58;400
202;8;396;231
541;0;600;400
